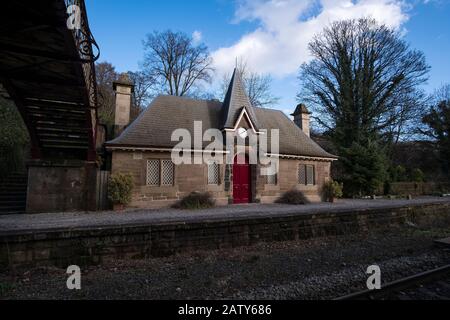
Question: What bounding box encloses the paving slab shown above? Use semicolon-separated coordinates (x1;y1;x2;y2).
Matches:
0;197;449;234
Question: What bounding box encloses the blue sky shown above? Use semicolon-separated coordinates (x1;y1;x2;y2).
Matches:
86;0;450;114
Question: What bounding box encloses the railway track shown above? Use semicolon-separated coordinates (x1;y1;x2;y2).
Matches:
335;264;450;300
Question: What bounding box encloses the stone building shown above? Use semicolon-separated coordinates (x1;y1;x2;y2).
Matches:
106;69;337;208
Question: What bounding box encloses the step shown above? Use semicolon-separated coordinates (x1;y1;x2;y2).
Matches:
0;206;26;213
0;183;27;187
2;176;28;182
0;199;26;206
0;191;27;196
1;181;27;185
0;191;26;196
0;197;26;203
0;195;26;201
0;211;26;215
0;185;28;193
0;187;27;191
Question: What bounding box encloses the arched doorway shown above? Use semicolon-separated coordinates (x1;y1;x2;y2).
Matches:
233;154;251;204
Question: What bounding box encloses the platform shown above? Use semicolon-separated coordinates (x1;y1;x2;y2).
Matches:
1;197;450;270
1;197;450;234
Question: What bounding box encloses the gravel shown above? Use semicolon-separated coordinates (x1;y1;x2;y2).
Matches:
1;224;450;300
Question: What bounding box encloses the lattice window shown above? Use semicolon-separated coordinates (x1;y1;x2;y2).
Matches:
298;164;306;185
208;163;220;185
147;160;160;186
161;160;175;186
306;165;315;185
266;163;278;185
267;173;277;185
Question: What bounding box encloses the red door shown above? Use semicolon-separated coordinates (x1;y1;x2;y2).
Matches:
233;155;251;204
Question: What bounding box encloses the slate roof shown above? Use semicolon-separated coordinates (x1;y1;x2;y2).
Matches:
221;68;259;129
106;95;337;159
255;107;335;158
107;96;222;149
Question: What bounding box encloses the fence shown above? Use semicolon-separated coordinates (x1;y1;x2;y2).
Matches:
96;170;110;210
387;182;450;196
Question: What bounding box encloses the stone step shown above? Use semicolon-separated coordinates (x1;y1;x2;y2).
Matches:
0;193;27;199
0;183;27;188
0;199;26;206
0;206;26;213
0;187;28;193
0;172;28;215
0;211;25;215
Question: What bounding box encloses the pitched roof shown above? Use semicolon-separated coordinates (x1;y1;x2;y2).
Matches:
221;68;259;129
255;108;334;158
107;95;222;149
106;95;337;159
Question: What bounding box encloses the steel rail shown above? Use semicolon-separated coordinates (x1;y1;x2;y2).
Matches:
335;264;450;300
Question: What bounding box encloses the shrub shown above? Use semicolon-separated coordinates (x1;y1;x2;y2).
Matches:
276;189;308;205
411;168;425;183
174;192;216;210
322;180;344;202
108;173;134;205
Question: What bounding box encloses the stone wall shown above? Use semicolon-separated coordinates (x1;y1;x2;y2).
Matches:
26;160;98;213
1;202;449;270
112;151;230;208
112;150;332;208
255;159;331;203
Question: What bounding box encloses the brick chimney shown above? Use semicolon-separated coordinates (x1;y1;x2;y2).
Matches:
113;73;134;135
291;103;311;137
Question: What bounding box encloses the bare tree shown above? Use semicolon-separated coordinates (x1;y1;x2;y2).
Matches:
95;61;118;125
220;59;279;108
128;71;156;120
385;88;427;144
430;84;450;106
142;30;214;97
419;84;450;178
298;18;429;145
298;18;429;196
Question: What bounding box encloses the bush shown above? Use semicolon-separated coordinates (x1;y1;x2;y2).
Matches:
322;180;343;202
174;192;216;210
108;173;134;205
276;189;308;205
411;168;425;183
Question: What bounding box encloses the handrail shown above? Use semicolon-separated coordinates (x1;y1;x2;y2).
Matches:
64;0;100;111
64;0;100;161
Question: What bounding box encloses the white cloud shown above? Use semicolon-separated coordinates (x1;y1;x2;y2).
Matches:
192;30;203;44
212;0;410;78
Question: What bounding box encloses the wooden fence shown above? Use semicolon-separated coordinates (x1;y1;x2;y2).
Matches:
387;182;450;196
96;170;110;210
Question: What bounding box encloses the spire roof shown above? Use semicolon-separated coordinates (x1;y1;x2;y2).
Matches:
221;68;259;129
